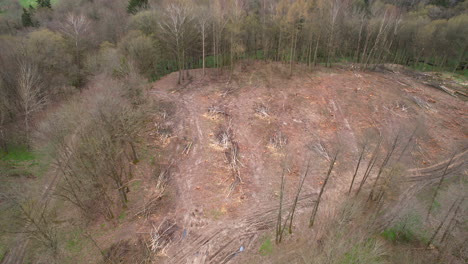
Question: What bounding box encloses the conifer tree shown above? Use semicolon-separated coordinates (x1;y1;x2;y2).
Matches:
21;7;34;28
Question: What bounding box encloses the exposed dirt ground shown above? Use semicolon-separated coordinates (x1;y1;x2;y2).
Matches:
129;61;467;264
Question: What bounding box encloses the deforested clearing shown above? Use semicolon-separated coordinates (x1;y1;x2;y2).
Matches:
0;0;467;263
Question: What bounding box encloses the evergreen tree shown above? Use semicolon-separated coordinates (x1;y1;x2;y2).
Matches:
127;0;149;15
21;8;34;27
37;0;52;9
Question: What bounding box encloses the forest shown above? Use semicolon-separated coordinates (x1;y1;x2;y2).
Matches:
0;0;467;263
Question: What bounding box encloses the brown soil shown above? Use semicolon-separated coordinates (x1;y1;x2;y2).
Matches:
137;62;467;263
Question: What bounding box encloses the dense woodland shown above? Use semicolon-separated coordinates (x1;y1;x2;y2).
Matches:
0;0;467;263
1;0;467;120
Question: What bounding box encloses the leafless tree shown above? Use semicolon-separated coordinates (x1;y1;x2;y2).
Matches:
159;2;197;84
17;60;47;144
310;150;339;228
289;158;311;234
349;142;367;194
60;13;90;88
0;80;10;152
426;152;456;221
196;6;211;77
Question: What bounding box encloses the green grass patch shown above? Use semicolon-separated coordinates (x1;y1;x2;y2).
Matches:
381;213;428;244
18;0;59;8
0;241;6;262
118;211;127;223
382;225;415;244
340;238;385;264
0;144;40;178
66;230;83;253
0;145;35;162
259;237;273;256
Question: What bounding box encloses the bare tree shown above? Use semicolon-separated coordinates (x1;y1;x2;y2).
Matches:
326;0;344;67
159;2;197;84
349;142;366;195
195;6;211;77
60;13;90;88
309;150;338;228
1;193;58;257
289;158;311;234
0;80;10;152
17;60;46;144
46;78;147;220
276;166;286;244
426;152;456;221
426;198;461;250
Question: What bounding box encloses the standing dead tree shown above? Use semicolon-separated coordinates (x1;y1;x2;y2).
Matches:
426;152;456;222
368;135;400;201
349;143;367;195
373;127;418;205
426;197;461;250
439;196;465;245
275;165;287;244
356;137;382;195
289;158;311;234
309;150;338;228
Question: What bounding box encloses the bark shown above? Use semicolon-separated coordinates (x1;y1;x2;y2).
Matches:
313;33;321;66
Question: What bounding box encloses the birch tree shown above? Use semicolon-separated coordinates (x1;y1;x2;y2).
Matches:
196;6;211;77
17;60;46;144
159;1;197;84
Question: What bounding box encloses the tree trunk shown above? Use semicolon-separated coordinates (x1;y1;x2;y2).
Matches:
202;25;206;76
313;33;321;66
327;22;335;67
361;30;371;67
277;30;282;62
453;44;466;73
355;18;364;62
307;36;313;69
289;29;296;77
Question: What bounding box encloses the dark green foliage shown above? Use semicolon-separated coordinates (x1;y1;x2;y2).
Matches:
382;225;417;244
127;0;148;15
381;213;428;245
430;0;450;7
21;7;34;27
36;0;51;8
